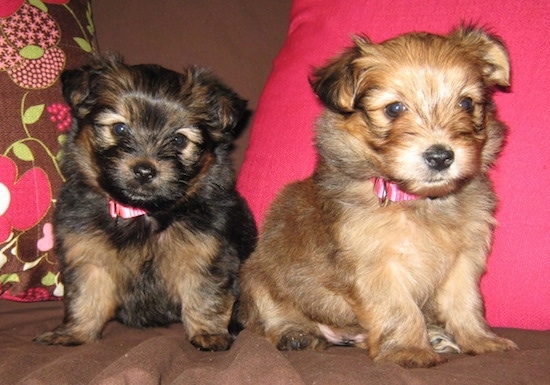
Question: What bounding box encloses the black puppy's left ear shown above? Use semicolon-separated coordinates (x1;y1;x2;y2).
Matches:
451;26;511;87
61;54;125;118
61;69;92;111
187;67;247;139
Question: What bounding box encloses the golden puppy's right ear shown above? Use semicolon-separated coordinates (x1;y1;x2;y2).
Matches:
310;35;373;113
451;26;511;88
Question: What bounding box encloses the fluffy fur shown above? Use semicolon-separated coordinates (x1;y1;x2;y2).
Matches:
238;27;517;367
34;55;257;351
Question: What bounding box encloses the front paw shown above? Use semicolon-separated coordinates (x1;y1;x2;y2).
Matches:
376;347;447;368
191;333;234;351
34;330;85;346
459;335;518;355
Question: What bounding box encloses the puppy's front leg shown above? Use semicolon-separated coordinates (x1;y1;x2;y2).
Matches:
177;275;235;351
434;253;517;354
350;274;445;368
34;263;118;345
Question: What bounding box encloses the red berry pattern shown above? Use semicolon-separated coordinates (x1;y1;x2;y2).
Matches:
47;103;72;131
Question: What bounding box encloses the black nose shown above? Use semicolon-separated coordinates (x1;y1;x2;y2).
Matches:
133;162;157;183
423;145;454;171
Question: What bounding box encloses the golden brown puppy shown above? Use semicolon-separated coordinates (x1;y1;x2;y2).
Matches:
34;55;257;351
239;26;517;367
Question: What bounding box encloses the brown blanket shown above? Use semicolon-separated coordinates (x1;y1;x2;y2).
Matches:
1;300;549;385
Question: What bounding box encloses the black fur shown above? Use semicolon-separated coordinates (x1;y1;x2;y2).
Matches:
34;55;257;351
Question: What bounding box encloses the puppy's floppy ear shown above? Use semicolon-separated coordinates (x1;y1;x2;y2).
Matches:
451;26;510;87
187;67;247;139
310;35;373;113
61;69;93;114
61;54;124;118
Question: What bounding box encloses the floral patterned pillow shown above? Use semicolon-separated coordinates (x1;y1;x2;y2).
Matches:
0;0;96;301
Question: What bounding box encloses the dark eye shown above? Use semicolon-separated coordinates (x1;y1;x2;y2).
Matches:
113;123;128;136
459;97;474;113
173;133;188;149
384;102;407;119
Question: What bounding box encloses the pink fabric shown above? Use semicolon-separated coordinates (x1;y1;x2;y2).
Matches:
109;200;147;219
237;0;550;329
371;178;420;203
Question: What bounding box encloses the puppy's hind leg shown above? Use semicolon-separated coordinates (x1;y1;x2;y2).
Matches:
427;324;461;354
240;285;329;351
276;325;329;351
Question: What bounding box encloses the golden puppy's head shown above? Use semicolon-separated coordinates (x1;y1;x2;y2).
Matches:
311;26;510;197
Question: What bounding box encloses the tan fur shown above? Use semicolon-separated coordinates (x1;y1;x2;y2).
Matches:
239;27;517;368
157;227;235;348
42;225;231;347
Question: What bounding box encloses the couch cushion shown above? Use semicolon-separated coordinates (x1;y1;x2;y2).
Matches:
3;300;550;385
237;0;550;329
0;0;96;301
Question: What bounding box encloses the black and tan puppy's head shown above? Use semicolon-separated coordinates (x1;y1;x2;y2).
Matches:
310;26;510;197
60;55;246;213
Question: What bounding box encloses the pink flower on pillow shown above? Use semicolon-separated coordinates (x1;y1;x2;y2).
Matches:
0;156;52;243
0;1;68;89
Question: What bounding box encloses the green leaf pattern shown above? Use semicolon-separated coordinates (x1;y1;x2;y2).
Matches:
28;0;48;13
12;142;34;161
73;37;92;52
19;45;45;60
23;104;45;125
63;2;95;53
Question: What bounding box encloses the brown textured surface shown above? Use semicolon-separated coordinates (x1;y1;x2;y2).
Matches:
1;300;550;385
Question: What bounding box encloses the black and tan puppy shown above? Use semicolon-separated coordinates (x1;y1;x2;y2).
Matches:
34;55;257;351
239;27;517;367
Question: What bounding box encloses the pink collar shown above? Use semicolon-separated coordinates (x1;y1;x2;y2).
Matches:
109;200;147;219
371;178;419;204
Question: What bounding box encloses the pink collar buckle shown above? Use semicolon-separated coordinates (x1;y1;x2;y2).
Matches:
109;200;147;219
371;177;420;204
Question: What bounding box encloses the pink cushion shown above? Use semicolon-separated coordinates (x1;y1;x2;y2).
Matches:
238;0;550;329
